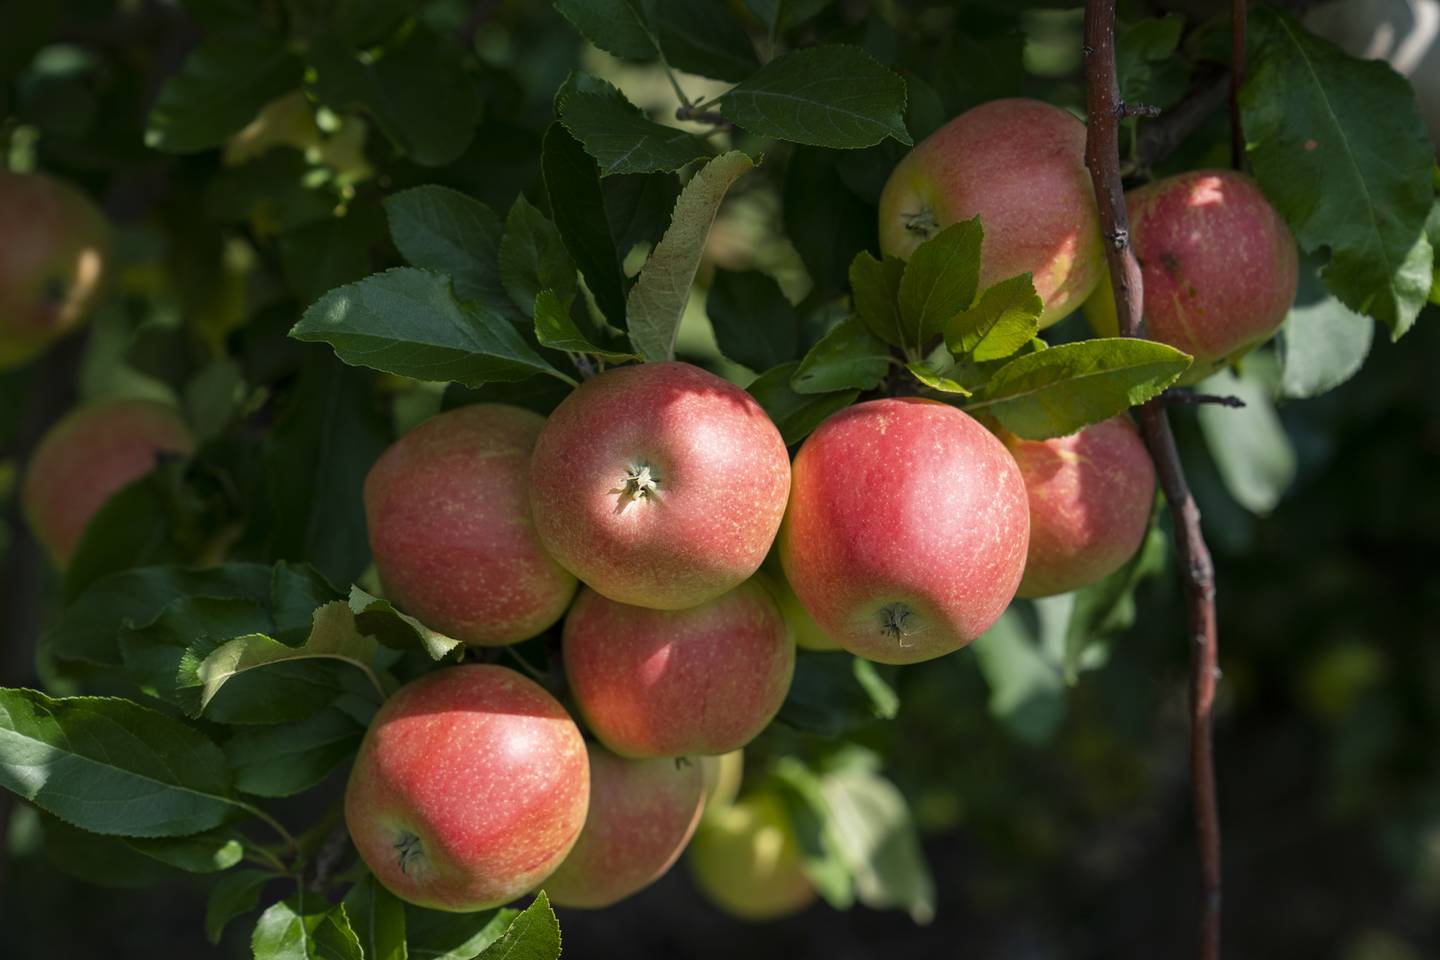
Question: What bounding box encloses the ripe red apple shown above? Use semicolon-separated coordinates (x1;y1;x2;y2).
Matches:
779;398;1029;664
364;404;577;645
999;416;1156;598
22;398;195;568
543;743;705;909
345;664;589;912
529;361;791;610
878;98;1105;328
688;790;816;921
1086;169;1299;381
563;580;795;757
0;170;110;369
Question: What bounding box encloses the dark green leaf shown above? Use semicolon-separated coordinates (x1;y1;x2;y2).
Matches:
406;905;518;959
500;195;578;315
946;273;1042;362
707;269;799;371
1115;16;1184;106
848;251;907;347
252;893;364;960
777;651;898;738
535;289;638;360
897;219;983;354
40;813;180;889
207;868;275;945
604;171;682;257
972;608;1066;745
552;0;656;61
474;892;560;960
770;758;854;907
61;466;196;603
748;363;859;445
350;585;464;662
344;874;409;960
791;316;891;394
558;73;709;176
126;827;245;873
655;0;760;82
278;208;386;305
905;357;971;396
384;186;511;315
784;147;877;298
1063;516;1166;683
543;123;628;327
225;705;364;797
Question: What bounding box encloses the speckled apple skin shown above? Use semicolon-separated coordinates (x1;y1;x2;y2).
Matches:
877;98;1105;328
779;398;1030;665
1002;416;1156;598
529;362;792;610
688;790;816;921
1087;170;1298;382
364;404;578;646
543;743;705;908
562;581;795;757
345;665;590;912
22;398;194;568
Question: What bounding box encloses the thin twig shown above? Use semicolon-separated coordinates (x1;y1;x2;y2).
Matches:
307;821;353;893
1160;390;1247;408
675;104;732;128
1230;0;1248;169
1083;5;1223;960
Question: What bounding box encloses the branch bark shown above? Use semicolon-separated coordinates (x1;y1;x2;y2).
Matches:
1083;4;1223;959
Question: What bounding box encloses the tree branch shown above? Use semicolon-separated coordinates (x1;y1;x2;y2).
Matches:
1083;4;1223;959
1134;65;1231;174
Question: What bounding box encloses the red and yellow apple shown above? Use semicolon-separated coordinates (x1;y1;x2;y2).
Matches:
780;398;1029;664
563;580;795;757
345;665;589;911
878;98;1105;328
22;397;195;568
688;790;816;921
364;404;577;645
529;361;791;610
543;743;705;909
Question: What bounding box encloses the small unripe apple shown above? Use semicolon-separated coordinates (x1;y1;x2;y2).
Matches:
759;555;840;651
878;98;1106;328
22;398;195;568
1000;416;1156;598
563;581;795;758
345;665;589;912
1086;169;1298;382
364;404;577;645
780;398;1029;664
688;790;816;921
529;361;791;611
700;750;745;810
0;170;110;369
543;744;705;909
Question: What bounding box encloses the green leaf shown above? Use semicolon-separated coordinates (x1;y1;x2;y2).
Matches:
654;0;761;82
971;608;1066;745
120;596;275;709
61;466;197;603
474;892;561;960
896;219;983;355
1063;517;1166;683
777;651;898;738
384;186;511;315
973;338;1191;440
558;73;709;176
406;906;518;960
349;585;464;662
291;267;569;387
1276;259;1375;399
626;150;755;362
500;195;578;316
1115;15;1185;106
791;316;891;394
946;273;1042;362
542;123;628;328
145;27;301;152
534;289;638;360
253;893;364;960
706;269;799;371
207;868;274;945
786;148;878;299
344;874;409;960
770;759;854;908
849;251;907;348
719;45;910;149
747;363;859;446
0;689;241;837
1196;367;1297;516
39;813;180;888
552;0;656;61
1242;7;1435;338
126;827;245;873
604;171;681;257
904;358;971;396
224;705;365;797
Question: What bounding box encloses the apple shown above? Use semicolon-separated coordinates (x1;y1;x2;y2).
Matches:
878;98;1106;328
543;743;705;909
529;361;792;610
999;416;1156;598
563;580;795;758
759;560;840;652
1086;169;1299;382
364;404;577;645
0;170;110;369
779;398;1029;664
700;750;745;810
345;664;589;912
687;790;816;921
22;398;195;568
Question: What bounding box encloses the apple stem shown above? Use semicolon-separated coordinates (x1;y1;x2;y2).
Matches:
900;208;938;243
621;464;660;500
877;603;917;645
394;830;424;877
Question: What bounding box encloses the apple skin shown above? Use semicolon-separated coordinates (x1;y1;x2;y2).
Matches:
529;361;791;611
759;555;840;651
779;398;1029;665
999;416;1156;598
1086;170;1298;383
688;790;816;921
543;743;705;909
364;404;577;646
0;170;110;369
877;98;1105;328
345;664;590;912
563;580;795;758
22;398;195;568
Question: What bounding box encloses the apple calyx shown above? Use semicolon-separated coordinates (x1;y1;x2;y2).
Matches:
901;206;939;244
393;830;425;876
878;602;919;645
620;464;660;502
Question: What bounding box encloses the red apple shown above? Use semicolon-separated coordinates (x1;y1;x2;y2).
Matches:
529;361;791;610
1000;416;1156;598
779;398;1029;664
878;98;1105;328
563;580;794;757
688;790;816;921
0;170;110;369
1086;169;1299;382
543;744;705;909
22;398;195;568
364;404;577;645
345;664;589;911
